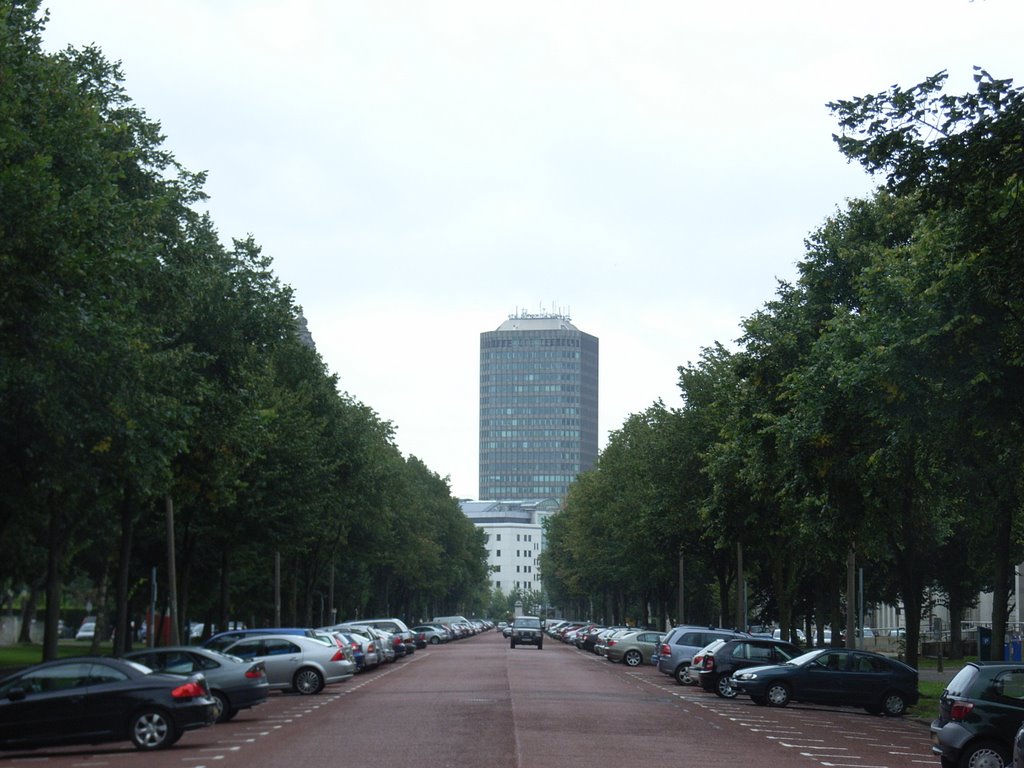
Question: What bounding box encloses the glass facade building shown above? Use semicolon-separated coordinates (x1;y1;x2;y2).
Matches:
479;312;599;501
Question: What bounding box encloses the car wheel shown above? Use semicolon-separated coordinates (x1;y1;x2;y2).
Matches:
766;682;790;707
130;708;178;750
293;667;325;695
429;636;440;644
715;675;737;698
211;690;233;724
624;650;643;667
674;664;696;685
958;740;1009;768
880;691;907;717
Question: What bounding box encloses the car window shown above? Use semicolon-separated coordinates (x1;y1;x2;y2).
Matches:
945;665;980;695
851;653;888;673
678;632;699;646
638;632;660;643
157;651;198;674
229;639;263;659
812;651;848;671
6;662;95;694
194;653;221;670
265;639;299;655
994;669;1024;701
516;618;541;629
740;643;773;662
87;663;129;684
773;644;799;661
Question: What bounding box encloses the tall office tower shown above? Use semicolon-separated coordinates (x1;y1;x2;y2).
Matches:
479;311;599;501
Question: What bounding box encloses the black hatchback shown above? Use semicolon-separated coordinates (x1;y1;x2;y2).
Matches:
697;637;802;698
930;661;1024;768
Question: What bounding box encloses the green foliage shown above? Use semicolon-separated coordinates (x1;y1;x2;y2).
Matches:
0;0;489;651
543;69;1024;661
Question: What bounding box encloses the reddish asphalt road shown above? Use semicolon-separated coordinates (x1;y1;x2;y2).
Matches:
0;631;938;768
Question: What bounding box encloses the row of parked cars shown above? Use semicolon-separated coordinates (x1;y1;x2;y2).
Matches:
553;621;919;714
0;616;484;753
553;620;1024;766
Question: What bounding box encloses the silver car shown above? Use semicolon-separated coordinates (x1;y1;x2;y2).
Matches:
221;634;354;695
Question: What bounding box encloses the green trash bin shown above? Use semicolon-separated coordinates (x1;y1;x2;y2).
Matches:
978;626;992;661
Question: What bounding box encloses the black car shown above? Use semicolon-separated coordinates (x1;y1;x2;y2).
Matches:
697;637;802;698
930;661;1024;768
0;656;217;751
730;647;919;716
510;616;544;649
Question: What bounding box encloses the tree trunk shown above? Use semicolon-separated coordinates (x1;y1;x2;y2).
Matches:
113;483;136;656
43;497;67;661
17;581;39;644
990;504;1013;659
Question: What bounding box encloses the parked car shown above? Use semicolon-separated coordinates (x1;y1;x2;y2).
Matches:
123;646;269;723
595;628;632;657
605;629;664;667
75;621;97;641
345;619;417;656
203;627;318;653
772;627;807;645
1013;721;1024;768
410;625;449;645
730;647;918;715
220;634;354;695
656;625;749;685
510;616;544;649
697;637;802;698
0;656;216;751
930;661;1024;768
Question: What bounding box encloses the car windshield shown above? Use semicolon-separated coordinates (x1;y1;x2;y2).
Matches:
781;649;828;667
516;618;541;629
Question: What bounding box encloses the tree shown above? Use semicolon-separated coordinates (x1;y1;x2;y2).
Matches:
830;70;1024;651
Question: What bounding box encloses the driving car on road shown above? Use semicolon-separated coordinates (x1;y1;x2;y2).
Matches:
0;656;216;751
510;616;544;649
730;647;918;716
930;661;1024;768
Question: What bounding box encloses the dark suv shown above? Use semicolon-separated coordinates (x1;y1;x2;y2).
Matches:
510;616;544;650
697;637;802;698
930;661;1024;768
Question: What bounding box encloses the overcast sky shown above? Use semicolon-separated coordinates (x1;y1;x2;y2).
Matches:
42;1;1023;500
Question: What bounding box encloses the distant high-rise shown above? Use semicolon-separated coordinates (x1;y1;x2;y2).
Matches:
479;311;599;501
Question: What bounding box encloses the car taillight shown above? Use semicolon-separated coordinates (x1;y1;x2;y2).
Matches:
950;701;975;720
330;650;345;662
703;656;714;670
171;681;206;699
244;663;265;679
607;640;617;647
368;642;376;652
659;644;670;656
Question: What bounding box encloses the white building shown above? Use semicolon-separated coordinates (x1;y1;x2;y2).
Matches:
460;499;559;595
